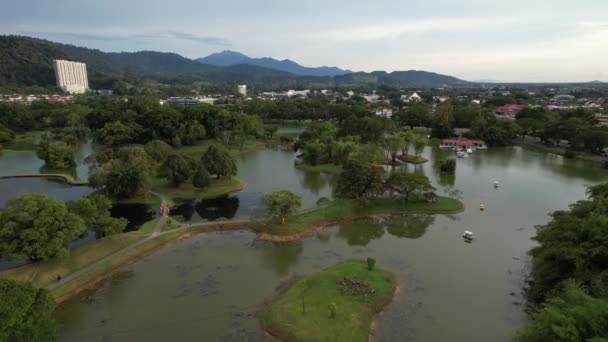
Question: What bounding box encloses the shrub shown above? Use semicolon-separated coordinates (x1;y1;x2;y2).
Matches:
440;159;456;173
367;257;376;271
328;302;337;318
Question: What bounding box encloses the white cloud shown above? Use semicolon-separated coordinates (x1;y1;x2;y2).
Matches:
320;17;516;42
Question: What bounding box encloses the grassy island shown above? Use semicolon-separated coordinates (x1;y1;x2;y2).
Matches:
263;260;396;342
252;196;463;240
397;155;428;164
294;163;342;174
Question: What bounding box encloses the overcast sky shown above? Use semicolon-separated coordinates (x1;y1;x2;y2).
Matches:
2;0;607;82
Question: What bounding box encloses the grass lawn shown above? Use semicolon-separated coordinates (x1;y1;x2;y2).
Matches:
0;131;43;151
397;155;429;164
263;260;396;342
251;196;463;236
295;163;342;174
115;177;245;206
151;177;245;201
0;231;145;289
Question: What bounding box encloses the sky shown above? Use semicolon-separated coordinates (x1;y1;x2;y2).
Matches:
1;0;607;82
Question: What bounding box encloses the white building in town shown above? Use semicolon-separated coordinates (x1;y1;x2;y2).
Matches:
401;92;422;103
53;60;89;94
238;85;247;97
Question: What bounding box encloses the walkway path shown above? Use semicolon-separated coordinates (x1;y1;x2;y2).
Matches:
47;201;324;291
47;216;249;291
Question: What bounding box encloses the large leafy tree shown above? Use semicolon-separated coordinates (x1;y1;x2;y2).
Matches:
513;283;608;342
96;121;135;148
144;139;174;162
161;154;194;186
385;171;435;201
385;134;404;164
68;194;128;238
261;190;302;224
40;143;76;169
0;194;86;261
0;279;57;342
201;144;237;178
192;165;212;189
89;146;153;199
335;159;386;200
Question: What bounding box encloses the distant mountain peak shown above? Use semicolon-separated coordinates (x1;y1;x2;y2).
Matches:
197;51;351;77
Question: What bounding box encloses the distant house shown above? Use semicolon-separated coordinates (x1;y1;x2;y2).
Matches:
442;138;487;149
595;113;608;127
433;96;449;103
401;92;422;103
362;93;380;102
375;108;393;118
495;104;526;119
346;91;355;98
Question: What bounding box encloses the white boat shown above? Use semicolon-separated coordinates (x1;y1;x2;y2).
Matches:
463;231;474;240
466;148;473;154
493;181;499;188
456;150;465;158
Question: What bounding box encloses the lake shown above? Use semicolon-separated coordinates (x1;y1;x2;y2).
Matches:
52;145;608;341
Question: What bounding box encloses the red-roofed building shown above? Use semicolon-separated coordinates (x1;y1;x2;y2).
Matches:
495;104;527;120
442;138;487;149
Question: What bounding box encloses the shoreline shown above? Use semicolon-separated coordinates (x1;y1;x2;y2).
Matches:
256;204;464;242
0;173;89;186
48;202;461;303
260;260;398;342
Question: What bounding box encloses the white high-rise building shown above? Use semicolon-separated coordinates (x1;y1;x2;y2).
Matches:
53;60;89;94
237;84;247;97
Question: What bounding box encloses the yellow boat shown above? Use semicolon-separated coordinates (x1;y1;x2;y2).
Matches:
480;204;485;210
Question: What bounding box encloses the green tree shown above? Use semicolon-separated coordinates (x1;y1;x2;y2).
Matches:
89;146;153;199
261;190;302;224
440;159;456;173
385;134;404;163
40;143;76;169
161;154;194;186
0;194;86;261
432;100;454;138
105;166;146;198
0;279;56;342
513;282;608;342
385;171;435;201
144;139;174;162
192;165;212;189
97;121;135;148
335;159;386;200
68;194;127;238
0;124;15;143
413;135;428;156
201;144;237;178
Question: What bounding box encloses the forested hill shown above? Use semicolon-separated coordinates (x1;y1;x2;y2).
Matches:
0;35;471;90
0;36;296;90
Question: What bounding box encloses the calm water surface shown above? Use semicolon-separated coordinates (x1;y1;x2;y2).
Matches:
55;146;608;341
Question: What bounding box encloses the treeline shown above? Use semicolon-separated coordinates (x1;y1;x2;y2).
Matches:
516;107;608;154
513;183;608;341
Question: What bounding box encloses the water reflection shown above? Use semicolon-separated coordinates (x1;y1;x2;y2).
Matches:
254;240;303;276
110;203;155;231
171;196;240;222
297;171;328;195
438;173;456;187
337;219;385;246
385;215;435;239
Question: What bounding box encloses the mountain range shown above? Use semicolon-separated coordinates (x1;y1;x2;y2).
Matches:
0;35;471;90
197;50;351;77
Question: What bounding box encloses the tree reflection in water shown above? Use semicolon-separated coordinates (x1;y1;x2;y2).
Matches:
385;215;435;239
171;196;240;222
337;218;385;246
254;240;303;276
